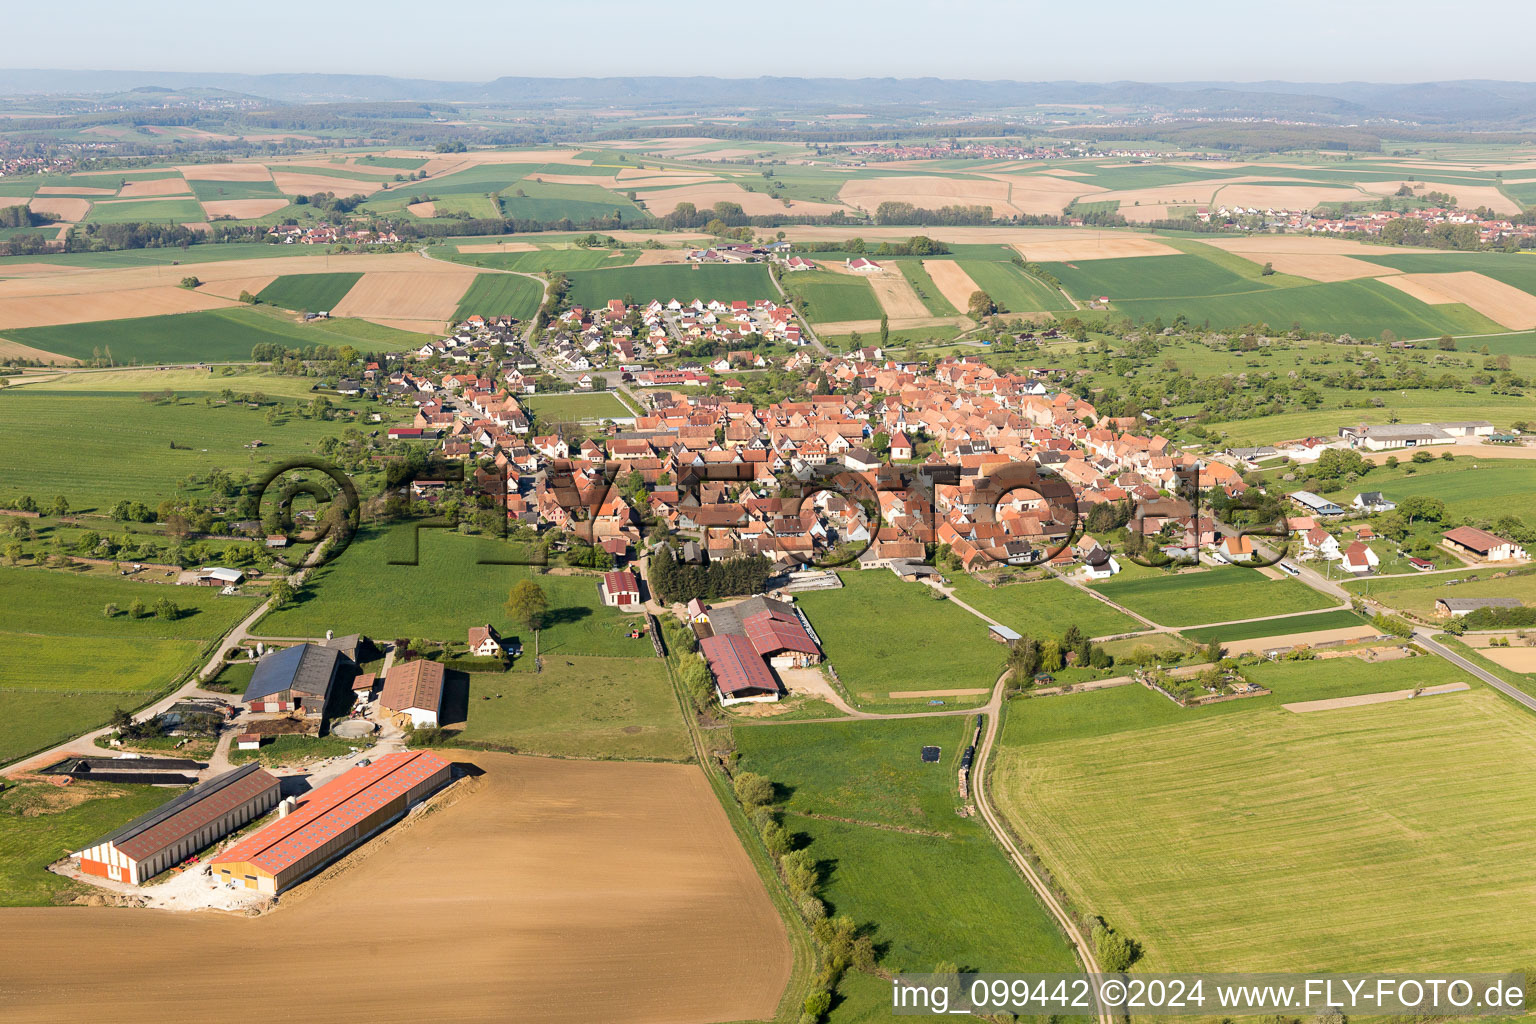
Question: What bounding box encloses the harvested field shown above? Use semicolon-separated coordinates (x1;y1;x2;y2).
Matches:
1480;648;1536;673
1218;625;1381;657
36;186;114;197
1282;682;1468;713
270;171;386;196
630;248;690;265
840;175;1016;216
1362;443;1536;463
822;258;929;317
1011;234;1177;261
0;753;792;1024
178;163;273;182
1221;251;1400;283
0;196;28;209
812;315;968;334
0;339;78;364
635;182;847;217
923;259;983;311
1215;183;1366;209
0;286;236;330
406;201;435;217
329;271;476;325
28;197;89;222
117;178;192;198
1378;271;1536;330
457;242;536;253
1356;180;1521;217
200;198;290;220
197;275;279;301
985;173;1108;215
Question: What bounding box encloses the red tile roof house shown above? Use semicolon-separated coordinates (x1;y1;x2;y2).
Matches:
701;633;782;705
1340;541;1380;575
599;569;641;607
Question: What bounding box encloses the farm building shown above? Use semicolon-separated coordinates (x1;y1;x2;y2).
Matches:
194;567;245;586
1435;597;1524;618
210;750;452;895
75;763;280;885
599;569;641;607
242;642;347;716
742;607;821;669
1290;491;1345;516
379;659;445;729
1442;526;1527;562
700;633;781;706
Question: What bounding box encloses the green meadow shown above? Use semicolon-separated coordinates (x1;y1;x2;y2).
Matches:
453;272;545;320
994;678;1536;972
82;199;208;224
780;270;882;323
564;263;777;307
733;716;1079;974
2;306;431;363
959;260;1072;312
255;273;363;312
254;529;646;655
1091;566;1337;627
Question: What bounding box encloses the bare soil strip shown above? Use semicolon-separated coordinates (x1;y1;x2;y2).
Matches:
329;271;476;323
635;182;848;217
1010;235;1177;261
1378;271;1536;330
406;201;436;217
196;276;279;302
0;286;237;330
1283;682;1468;713
177;163;273;182
1218;625;1380;657
457;241;536;253
200;199;290;220
1220;251;1400;283
923;259;982;310
812;315;970;334
0;753;791;1024
1479;648;1536;673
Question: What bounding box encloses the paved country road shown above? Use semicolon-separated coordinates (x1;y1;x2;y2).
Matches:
1413;629;1536;714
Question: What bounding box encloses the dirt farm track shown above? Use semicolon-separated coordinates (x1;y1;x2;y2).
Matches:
0;753;791;1024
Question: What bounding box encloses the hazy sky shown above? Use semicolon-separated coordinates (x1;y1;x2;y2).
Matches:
9;0;1532;82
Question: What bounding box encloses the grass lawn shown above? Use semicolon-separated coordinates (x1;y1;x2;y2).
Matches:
82;199;207;224
781;270;882;324
1;305;429;363
1308;458;1535;523
228;734;361;766
442;247;638;273
564;264;776;308
0;781;173;905
0;388;369;508
254;529;646;654
1179;608;1367;645
1344;566;1536;617
0;567;256;764
733;716;1077;974
959;260;1071;313
1092;566;1336;627
994;681;1536;971
523;391;632;422
13;366;334;398
794;572;1007;697
255;273;363;313
451;655;689;760
452;272;544;320
945;574;1140;639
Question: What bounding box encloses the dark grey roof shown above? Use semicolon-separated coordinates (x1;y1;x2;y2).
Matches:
243;643;344;703
84;762;267;852
1437;597;1523;611
707;595;796;638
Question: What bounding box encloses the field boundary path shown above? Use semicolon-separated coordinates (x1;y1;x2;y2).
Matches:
970;671;1112;1024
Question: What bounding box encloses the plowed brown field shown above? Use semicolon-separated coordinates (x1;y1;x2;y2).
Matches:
0;753;792;1024
329;270;477;324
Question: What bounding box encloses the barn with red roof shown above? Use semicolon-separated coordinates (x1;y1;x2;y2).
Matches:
210;750;451;894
